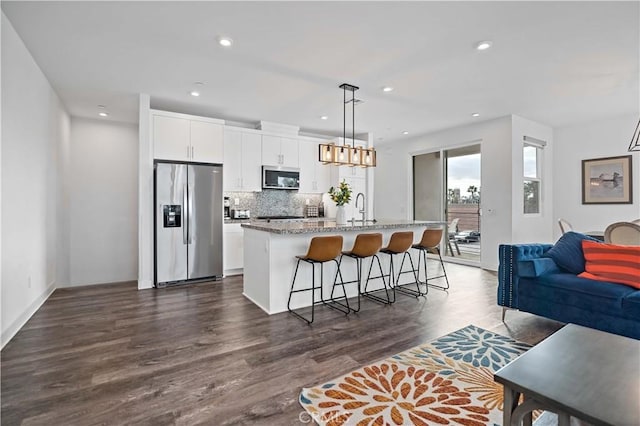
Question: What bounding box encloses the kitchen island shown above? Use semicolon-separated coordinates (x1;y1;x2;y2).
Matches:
241;220;445;314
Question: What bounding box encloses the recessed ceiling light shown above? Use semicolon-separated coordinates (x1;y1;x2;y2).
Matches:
382;87;394;92
471;113;480;117
218;37;233;47
402;131;409;135
320;115;328;120
99;112;109;117
475;41;493;51
190;91;200;97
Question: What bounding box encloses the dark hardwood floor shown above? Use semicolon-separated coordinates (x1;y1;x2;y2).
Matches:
1;263;563;425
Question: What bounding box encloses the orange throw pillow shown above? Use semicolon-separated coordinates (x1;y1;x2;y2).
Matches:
579;240;640;289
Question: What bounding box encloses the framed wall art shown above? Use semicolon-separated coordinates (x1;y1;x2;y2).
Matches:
582;155;633;204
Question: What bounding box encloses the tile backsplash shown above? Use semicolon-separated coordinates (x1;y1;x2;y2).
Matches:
225;190;325;217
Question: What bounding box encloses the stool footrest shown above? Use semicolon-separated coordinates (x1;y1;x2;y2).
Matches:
394;282;425;297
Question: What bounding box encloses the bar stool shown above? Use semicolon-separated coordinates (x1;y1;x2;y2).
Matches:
412;228;450;291
287;235;349;324
380;231;422;299
338;233;392;312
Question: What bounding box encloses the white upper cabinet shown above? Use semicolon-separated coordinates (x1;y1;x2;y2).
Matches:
261;135;299;168
223;129;262;192
190;120;224;163
299;139;330;194
241;132;262;191
152;110;224;163
223;130;243;191
153;115;190;161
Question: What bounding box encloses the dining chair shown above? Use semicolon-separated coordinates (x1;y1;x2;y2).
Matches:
447;218;460;256
604;222;640;246
558;218;573;234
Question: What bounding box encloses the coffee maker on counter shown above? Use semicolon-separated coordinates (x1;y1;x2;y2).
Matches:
223;197;230;219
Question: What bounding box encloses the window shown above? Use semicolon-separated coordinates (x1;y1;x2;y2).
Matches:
523;137;545;214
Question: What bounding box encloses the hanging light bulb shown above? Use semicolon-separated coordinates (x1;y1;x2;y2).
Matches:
325;145;332;160
351;147;359;166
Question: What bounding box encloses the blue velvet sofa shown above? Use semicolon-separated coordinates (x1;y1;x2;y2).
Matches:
498;243;640;340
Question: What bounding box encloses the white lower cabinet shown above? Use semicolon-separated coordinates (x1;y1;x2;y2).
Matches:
223;223;243;274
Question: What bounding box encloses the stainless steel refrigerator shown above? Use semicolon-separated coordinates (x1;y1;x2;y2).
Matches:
154;162;223;287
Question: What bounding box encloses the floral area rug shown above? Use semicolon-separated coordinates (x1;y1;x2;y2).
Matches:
299;325;532;426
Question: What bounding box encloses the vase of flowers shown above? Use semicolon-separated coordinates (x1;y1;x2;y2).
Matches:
329;180;352;225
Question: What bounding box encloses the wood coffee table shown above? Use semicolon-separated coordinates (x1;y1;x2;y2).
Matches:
494;324;640;426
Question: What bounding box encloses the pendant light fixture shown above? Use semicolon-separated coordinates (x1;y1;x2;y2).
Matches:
629;118;640;152
318;83;376;167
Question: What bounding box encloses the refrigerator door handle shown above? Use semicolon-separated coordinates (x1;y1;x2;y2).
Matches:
183;184;188;244
188;184;194;244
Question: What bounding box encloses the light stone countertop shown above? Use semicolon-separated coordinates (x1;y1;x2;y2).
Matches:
241;219;445;235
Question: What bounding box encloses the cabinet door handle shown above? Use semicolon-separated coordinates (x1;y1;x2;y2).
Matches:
187;146;190;159
191;146;194;159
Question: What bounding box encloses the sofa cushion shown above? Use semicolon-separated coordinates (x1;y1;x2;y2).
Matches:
579;240;640;289
621;291;640;320
519;272;636;316
543;232;600;274
517;258;560;278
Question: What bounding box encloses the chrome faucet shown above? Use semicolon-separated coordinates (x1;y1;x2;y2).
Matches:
355;192;365;222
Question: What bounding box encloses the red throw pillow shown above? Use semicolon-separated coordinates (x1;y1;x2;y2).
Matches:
578;240;640;289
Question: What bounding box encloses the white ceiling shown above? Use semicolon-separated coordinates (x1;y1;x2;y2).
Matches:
2;1;638;143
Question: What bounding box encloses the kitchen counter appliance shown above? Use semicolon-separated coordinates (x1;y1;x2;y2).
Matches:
262;166;300;190
154;161;223;287
223;197;230;218
231;209;250;219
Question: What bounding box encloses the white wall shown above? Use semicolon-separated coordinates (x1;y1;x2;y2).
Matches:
68;118;138;286
553;114;640;239
374;116;514;270
138;94;153;290
511;115;554;244
1;13;70;346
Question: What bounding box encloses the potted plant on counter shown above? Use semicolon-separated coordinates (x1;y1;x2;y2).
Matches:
329;180;352;225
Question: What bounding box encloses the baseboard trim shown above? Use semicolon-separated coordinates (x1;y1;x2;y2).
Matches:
1;281;56;349
138;279;154;290
241;292;272;315
224;268;243;277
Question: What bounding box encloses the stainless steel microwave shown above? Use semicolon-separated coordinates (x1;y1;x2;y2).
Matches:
262;166;300;190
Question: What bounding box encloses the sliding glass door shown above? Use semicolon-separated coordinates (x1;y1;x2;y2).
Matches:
413;144;481;266
444;145;481;265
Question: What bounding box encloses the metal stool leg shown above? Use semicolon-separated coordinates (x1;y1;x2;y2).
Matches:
287;259;316;324
393;250;424;298
429;247;450;290
327;257;350;314
415;247;449;291
361;255;392;304
337;255;363;313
